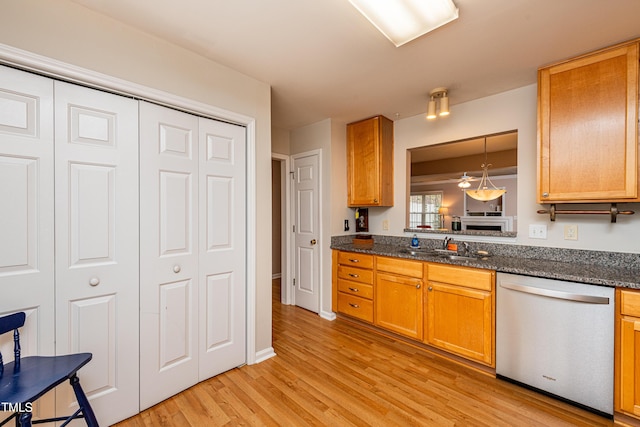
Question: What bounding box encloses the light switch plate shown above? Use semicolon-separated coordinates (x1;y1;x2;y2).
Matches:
529;224;547;239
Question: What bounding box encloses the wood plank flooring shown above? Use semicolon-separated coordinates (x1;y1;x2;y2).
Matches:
114;279;614;426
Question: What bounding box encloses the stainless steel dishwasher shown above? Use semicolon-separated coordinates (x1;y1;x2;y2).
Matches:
496;272;614;417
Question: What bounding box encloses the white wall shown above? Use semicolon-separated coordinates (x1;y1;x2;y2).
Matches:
353;84;640;253
0;0;274;355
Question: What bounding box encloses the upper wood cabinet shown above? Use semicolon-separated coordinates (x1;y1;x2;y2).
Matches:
347;115;394;207
538;40;640;203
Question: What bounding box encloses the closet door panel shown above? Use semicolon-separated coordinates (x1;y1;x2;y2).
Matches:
139;101;199;410
54;81;139;426
198;118;246;379
0;66;55;388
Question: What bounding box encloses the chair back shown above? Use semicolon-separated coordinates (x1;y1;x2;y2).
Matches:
0;312;26;376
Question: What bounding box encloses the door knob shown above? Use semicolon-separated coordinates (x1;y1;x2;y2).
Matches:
89;277;100;287
310;239;317;245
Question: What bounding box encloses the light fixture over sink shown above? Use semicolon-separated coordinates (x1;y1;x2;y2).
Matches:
426;87;450;120
348;0;459;47
465;138;506;202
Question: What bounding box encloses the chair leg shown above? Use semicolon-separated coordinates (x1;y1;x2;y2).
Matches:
69;375;99;427
17;412;31;427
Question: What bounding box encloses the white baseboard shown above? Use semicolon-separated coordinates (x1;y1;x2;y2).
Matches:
252;347;277;364
320;310;336;321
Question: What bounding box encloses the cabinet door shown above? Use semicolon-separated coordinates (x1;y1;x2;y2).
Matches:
54;81;139;425
426;282;493;366
139;102;200;410
375;273;423;340
347;116;393;207
619;316;640;416
538;43;639;202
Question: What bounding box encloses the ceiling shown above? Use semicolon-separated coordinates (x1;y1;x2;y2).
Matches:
71;0;640;131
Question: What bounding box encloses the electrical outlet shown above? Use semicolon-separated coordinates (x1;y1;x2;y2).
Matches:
529;224;547;239
564;224;578;240
382;219;389;230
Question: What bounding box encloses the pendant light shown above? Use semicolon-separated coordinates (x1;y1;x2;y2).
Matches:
465;138;506;201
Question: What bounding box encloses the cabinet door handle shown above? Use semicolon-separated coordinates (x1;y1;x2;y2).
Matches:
348;287;359;292
173;265;182;273
374;198;379;203
348;273;359;278
428;286;433;291
89;277;100;287
348;259;360;263
349;303;360;309
416;283;421;289
542;192;549;198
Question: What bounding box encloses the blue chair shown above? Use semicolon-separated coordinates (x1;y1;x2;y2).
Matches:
0;312;99;426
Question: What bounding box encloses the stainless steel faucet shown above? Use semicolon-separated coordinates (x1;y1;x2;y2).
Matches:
461;241;470;256
443;236;451;249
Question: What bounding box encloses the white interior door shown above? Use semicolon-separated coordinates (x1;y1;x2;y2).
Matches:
198;117;246;379
0;65;56;419
54;81;140;426
293;152;320;313
139;102;200;409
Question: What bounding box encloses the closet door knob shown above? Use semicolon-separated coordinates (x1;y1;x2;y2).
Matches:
173;265;181;273
89;277;100;287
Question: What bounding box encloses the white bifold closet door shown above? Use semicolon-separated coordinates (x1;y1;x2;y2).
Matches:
139;102;246;410
0;66;56;419
53;81;140;426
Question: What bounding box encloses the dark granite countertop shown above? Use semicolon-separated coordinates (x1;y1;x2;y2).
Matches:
331;241;640;289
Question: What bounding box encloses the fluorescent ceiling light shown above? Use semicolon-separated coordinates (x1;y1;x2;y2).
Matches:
349;0;459;47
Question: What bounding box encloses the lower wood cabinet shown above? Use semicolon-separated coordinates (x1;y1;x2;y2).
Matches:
333;250;496;367
375;256;424;340
425;263;495;367
616;288;640;419
334;251;375;323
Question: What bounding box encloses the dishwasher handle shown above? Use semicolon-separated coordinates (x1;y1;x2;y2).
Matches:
499;282;610;304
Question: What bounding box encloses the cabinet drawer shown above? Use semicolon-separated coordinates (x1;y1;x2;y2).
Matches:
338;279;373;299
376;256;423;278
620;289;640;317
427;263;493;291
338;265;373;285
338;293;373;323
338;251;374;269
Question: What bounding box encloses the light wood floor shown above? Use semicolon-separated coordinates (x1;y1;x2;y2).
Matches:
114;279;614;426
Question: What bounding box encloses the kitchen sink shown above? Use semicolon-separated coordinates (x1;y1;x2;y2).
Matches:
442;254;478;261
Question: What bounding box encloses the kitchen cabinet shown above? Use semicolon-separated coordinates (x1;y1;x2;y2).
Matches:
375;256;424;340
425;263;495;366
537;40;639;203
347;115;394;207
335;251;375;323
616;288;640;419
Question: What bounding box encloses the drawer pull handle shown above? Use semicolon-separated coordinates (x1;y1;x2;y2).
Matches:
416;283;421;289
348;287;359;292
348;259;360;263
89;277;100;287
349;303;360;309
428;286;433;291
349;273;359;278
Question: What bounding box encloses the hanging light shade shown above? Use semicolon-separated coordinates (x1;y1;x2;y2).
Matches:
465;138;506;202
